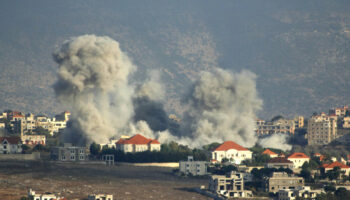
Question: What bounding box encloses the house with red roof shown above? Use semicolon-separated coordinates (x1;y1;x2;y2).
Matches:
211;141;252;164
0;137;22;154
116;134;161;153
262;149;278;158
287;153;310;168
321;161;350;176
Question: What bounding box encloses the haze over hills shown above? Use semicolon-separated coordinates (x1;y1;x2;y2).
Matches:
1;0;350;119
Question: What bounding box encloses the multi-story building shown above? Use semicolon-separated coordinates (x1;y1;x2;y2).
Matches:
307;112;337;145
329;106;350;117
0;137;22;154
179;156;208;176
211;141;252;164
265;172;304;193
343;117;350;128
116;134;161;153
294;116;304;128
51;143;89;162
209;171;253;198
255;119;295;135
287;153;310;168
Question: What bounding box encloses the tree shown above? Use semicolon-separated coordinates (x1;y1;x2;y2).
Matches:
89;142;100;156
335;187;348;199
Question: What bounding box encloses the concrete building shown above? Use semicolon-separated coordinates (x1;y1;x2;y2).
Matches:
211;141;252;164
267;157;294;169
287;153;310;168
307;113;337;145
179;156;208;176
0;137;22;154
116;134;161;153
51;143;89;162
28;189;66;200
278;186;322;200
209;171;253;198
266;172;304;193
294;116;304;128
262;149;278;158
329;106;350;117
87;194;113;200
255;119;295;135
343;117;350;128
21;134;46;146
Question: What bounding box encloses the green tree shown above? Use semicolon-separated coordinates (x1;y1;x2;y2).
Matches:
89;142;101;156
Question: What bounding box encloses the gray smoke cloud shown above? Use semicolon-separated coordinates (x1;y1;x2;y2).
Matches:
53;35;135;144
53;34;292;150
181;68;263;147
258;134;292;151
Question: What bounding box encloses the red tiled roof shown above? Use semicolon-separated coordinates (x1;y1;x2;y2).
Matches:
117;134;160;145
268;157;293;164
0;137;21;144
288;152;310;159
322;161;350;169
12;114;24;118
214;141;249;151
314;153;321;156
262;149;278;155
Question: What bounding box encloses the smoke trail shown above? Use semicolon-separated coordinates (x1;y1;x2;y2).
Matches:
181;68;263;147
53;35;135;144
258;134;292;151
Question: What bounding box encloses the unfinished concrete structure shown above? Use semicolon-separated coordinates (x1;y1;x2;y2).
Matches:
209;171;253;198
51;143;89;162
266;172;304;193
179;156;208;176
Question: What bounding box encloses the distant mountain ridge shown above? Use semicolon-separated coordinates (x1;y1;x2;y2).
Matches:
0;0;350;119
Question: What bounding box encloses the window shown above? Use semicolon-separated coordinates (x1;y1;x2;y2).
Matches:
61;155;66;160
70;155;75;160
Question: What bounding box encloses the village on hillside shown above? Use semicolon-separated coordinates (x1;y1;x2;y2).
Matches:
0;106;350;199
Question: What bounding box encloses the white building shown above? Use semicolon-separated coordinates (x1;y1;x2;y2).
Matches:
21;134;46;146
287;153;310;168
116;134;161;153
28;189;65;200
179;156;208;176
278;186;322;200
209;171;253;198
211;141;252;164
0;137;22;154
88;194;113;200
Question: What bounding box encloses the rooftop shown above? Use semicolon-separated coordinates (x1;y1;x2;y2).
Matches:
213;141;249;151
116;134;160;145
288;152;310;159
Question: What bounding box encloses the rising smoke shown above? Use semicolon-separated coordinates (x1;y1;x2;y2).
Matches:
53;34;291;150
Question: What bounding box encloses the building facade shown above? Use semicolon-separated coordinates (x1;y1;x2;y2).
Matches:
211;141;252;164
267;157;294;169
307;113;337;145
179;156;208;176
209;171;253;198
255;119;295;136
87;194;113;200
287;153;310;168
0;137;22;154
51;143;89;162
21;134;46;146
266;172;304;193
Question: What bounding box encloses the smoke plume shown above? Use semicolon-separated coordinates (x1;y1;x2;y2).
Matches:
53;34;292;151
53;35;135;144
181;69;263;147
258;134;292;151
